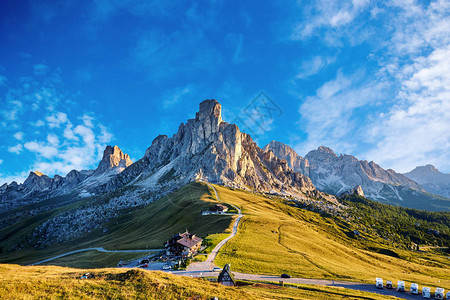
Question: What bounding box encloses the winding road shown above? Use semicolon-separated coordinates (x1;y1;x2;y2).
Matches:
187;182;243;272
31;247;162;266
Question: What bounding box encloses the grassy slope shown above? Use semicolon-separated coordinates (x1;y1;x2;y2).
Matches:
0;183;233;266
213;185;449;288
40;251;157;269
0;264;401;300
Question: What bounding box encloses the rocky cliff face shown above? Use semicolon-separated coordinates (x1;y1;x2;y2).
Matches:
340;185;365;197
95;145;132;174
264;142;436;207
404;165;450;198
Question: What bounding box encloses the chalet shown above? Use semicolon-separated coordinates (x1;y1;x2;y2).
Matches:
201;204;229;215
217;263;236;286
164;230;203;258
211;204;228;213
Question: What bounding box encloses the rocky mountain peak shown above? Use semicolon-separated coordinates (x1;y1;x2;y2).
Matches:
317;146;337;156
96;145;132;173
305;146;338;161
196;99;222;122
23;171;52;191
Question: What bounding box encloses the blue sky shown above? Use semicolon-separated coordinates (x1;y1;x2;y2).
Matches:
1;0;449;184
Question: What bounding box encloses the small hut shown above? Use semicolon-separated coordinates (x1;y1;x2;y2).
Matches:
217;264;236;286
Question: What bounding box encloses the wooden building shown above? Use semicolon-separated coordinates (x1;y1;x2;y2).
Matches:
164;230;203;258
218;264;236;286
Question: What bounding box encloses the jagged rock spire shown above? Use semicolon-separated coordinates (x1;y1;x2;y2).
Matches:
96;145;132;173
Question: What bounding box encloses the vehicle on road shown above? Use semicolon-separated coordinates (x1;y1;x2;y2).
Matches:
435;288;444;300
375;277;383;289
386;280;393;289
397;281;405;292
139;263;148;268
281;274;291;279
410;283;419;294
162;265;172;270
422;286;431;298
140;259;149;264
213;267;222;272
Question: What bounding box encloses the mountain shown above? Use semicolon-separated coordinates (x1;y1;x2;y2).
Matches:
1;100;337;249
264;141;450;211
404;165;450;198
94;100;323;200
0;145;132;213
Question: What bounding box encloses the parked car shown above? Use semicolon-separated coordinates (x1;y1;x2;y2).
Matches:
446;291;450;300
397;281;405;292
281;273;291;279
410;283;419;295
422;287;431;298
140;259;149;264
213;267;222;272
162;265;171;270
140;263;148;268
80;272;93;279
386;280;393;289
435;288;445;300
375;278;383;289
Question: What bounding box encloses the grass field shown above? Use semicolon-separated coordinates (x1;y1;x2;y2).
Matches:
0;264;401;299
0;183;233;266
212;185;449;288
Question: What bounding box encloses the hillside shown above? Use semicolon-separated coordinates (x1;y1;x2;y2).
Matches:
211;184;449;288
0;264;401;300
0;183;232;266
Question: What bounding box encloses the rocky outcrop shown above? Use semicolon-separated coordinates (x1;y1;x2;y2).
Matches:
340;185;365;197
404;165;450;198
95;145;132;174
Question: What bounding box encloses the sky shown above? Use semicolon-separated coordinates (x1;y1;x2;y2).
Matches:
0;0;449;184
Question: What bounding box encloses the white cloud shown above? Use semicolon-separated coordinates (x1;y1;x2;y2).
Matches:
3;100;22;121
13;131;24;140
47;134;59;146
63;125;79;141
290;0;370;41
162;85;193;109
31;120;45;127
296;70;389;156
46;112;68;128
8;144;23;154
365;45;450;172
81;115;94;127
33;64;50;75
24;141;58;159
296;56;336;79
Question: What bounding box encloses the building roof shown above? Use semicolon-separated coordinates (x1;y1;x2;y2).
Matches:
176;234;202;248
218;264;236;285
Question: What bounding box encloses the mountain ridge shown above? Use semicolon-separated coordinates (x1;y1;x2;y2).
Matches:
264;140;449;211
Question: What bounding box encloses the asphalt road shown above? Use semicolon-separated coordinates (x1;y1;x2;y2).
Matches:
31;247;162;265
